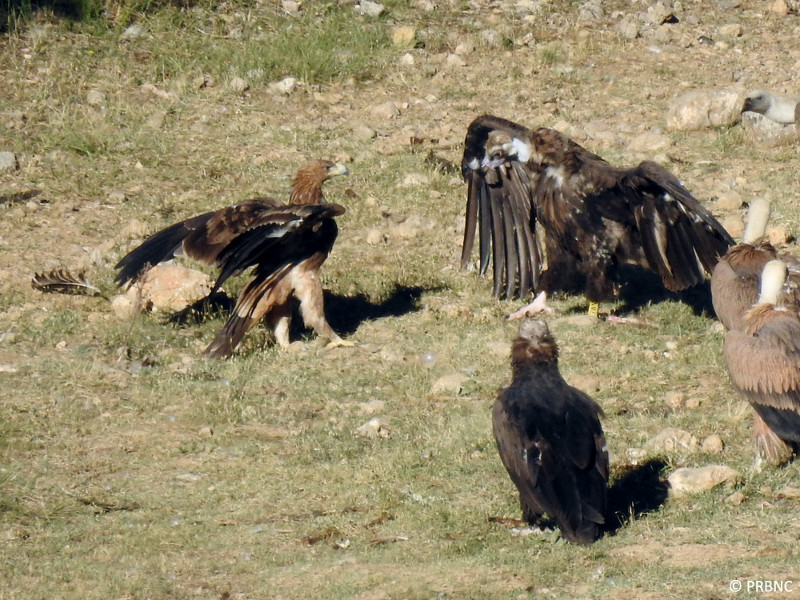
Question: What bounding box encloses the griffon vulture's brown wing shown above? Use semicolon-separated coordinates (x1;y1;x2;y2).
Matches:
462;115;541;299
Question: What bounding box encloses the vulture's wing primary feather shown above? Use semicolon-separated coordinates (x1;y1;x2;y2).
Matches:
461;114;734;300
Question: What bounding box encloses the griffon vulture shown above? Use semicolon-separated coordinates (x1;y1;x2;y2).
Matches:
492;319;609;544
460;114;734;304
742;89;800;126
724;260;800;465
115;160;350;358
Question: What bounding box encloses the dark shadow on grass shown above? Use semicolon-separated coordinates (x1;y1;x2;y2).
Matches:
605;458;670;537
167;292;236;326
552;266;715;318
322;284;432;336
166;284;433;339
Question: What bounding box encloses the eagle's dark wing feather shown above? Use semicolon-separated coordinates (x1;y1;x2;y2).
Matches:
203;211;341;358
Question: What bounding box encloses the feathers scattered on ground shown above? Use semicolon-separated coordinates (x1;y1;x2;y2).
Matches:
31;268;104;297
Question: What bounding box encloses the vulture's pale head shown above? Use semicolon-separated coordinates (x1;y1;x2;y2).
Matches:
741;198;771;245
518;319;551;344
290;160;349;205
758;260;788;305
742;90;772;115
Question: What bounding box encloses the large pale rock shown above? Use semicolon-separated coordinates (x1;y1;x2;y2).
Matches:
740;112;797;142
668;465;742;497
0;151;17;172
431;373;468;395
113;263;213;318
665;88;743;131
391;26;416;47
355;417;390;439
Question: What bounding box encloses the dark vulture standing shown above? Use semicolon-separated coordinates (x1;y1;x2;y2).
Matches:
724;260;800;465
461;114;734;301
492;319;609;544
115;160;350;358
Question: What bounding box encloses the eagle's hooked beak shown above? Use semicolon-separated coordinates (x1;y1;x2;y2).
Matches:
327;163;350;178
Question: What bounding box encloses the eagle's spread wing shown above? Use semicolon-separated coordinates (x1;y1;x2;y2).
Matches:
202;205;342;358
115;199;289;287
462;115;541;299
462;114;734;300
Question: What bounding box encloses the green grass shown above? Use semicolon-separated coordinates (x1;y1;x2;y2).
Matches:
3;0;800;598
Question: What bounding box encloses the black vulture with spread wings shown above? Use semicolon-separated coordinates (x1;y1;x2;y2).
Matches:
461;114;734;301
115;160;350;358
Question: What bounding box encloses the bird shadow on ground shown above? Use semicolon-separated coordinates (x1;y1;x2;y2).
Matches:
560;267;715;318
167;285;432;337
605;458;670;537
322;284;432;336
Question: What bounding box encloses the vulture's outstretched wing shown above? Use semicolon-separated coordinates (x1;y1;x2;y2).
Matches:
462;115;541;299
461;114;734;301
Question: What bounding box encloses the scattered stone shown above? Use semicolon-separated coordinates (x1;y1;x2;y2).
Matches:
665;88;743;131
627;129;672;152
140;83;175;101
193;74;213;89
281;0;302;16
701;434;724;453
359;400;386;415
645;427;698;453
725;490;746;505
443;53;466;69
145;110;167;130
391;26;416;47
352;121;377;140
113;263;213;317
399;173;429;187
356;0;385;17
87;89;105;107
668;465;742;497
431;373;469;395
740;112;797;142
776;486;800;499
767;224;792;246
718;23;742;37
229;77;249;94
371;101;400;119
770;0;789;15
684;396;701;409
0;151;17;172
107;190;127;203
399;52;415;66
720;215;744;239
616;16;639;39
480;29;503;47
198;426;214;437
268;77;298;95
355;417;390;439
716;190;743;211
665;391;685;410
454;40;474;56
365;229;385;245
120;24;144;40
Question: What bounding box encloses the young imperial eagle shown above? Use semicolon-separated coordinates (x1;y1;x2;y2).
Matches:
461;114;734;301
115;160;350;358
493;319;609;544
